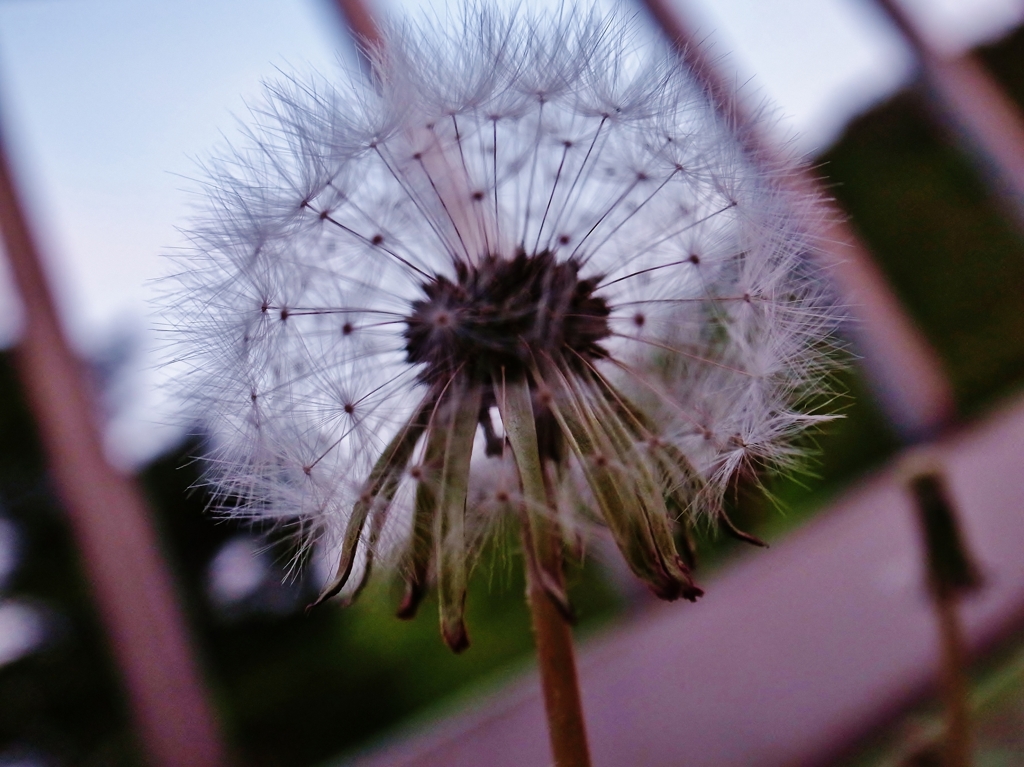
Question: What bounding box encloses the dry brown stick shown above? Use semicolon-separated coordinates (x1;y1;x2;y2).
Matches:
907;465;982;767
934;593;972;767
637;0;956;441
0;128;229;765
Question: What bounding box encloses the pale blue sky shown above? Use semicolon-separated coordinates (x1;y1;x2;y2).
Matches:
0;0;1021;463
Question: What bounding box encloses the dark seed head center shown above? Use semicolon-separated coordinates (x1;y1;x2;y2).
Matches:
403;249;611;385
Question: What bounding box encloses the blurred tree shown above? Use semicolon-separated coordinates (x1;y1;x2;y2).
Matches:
821;27;1024;411
0;353;138;765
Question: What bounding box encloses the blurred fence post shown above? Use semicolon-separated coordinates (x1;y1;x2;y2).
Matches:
332;0;382;51
637;0;957;442
872;0;1024;234
0;124;229;765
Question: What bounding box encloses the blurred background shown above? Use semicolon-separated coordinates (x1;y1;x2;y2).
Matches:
2;0;1024;765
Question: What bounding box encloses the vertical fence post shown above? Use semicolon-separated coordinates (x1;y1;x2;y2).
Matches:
0;122;229;767
637;0;957;442
872;0;1024;232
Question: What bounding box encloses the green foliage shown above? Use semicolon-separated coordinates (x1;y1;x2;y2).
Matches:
197;527;621;767
837;628;1024;767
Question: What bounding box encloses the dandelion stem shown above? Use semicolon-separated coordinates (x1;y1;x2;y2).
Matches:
498;376;592;767
525;544;592;767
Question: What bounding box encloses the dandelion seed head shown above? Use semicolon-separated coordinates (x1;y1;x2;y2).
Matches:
161;5;839;645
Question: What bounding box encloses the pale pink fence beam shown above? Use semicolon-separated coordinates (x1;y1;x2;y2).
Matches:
873;0;1024;232
333;0;382;51
638;0;957;441
0;128;229;764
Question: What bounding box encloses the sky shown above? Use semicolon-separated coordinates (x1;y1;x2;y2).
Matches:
0;0;1022;465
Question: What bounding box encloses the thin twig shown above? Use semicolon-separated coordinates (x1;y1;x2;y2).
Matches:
934;594;972;767
907;463;982;767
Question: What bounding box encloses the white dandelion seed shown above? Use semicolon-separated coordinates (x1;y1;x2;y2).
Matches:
161;6;839;650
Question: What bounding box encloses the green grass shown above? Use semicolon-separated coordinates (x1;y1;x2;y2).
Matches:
838;629;1024;767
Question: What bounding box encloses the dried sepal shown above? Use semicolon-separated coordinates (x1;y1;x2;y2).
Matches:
538;363;700;601
396;422;446;620
313;391;435;606
495;375;574;621
435;380;481;653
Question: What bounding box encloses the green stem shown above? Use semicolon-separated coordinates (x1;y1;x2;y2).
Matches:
498;376;592;767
